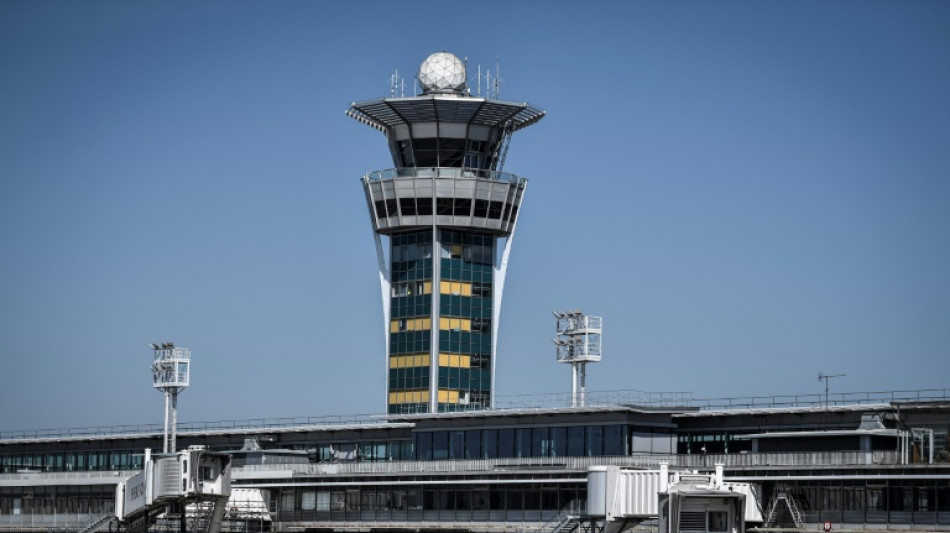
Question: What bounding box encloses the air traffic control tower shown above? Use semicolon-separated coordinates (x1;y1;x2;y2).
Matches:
347;52;545;414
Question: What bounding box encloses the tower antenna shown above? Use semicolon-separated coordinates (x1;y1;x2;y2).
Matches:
477;64;481;97
817;372;845;408
494;56;502;98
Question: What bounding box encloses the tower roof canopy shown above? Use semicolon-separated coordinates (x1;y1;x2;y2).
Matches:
347;95;545;133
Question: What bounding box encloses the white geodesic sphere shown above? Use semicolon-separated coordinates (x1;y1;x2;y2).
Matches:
419;52;466;92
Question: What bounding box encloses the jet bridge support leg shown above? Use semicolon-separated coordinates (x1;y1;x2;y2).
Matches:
206;500;228;533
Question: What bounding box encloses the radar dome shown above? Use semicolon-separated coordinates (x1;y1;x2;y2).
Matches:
418;52;466;94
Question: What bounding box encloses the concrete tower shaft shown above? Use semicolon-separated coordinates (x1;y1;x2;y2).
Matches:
347;52;544;414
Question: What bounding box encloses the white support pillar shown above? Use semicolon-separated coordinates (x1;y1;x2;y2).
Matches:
163;392;170;454
578;362;587;407
571;364;578;408
929;429;935;464
170;392;178;454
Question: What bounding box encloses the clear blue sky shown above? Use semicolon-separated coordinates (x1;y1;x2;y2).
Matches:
1;1;948;431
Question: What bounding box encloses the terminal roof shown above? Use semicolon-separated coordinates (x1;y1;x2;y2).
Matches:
734;428;900;440
346;95;545;133
384;404;693;422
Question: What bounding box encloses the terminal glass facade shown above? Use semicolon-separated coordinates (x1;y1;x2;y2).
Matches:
388;229;495;414
269;481;585;525
388;230;434;414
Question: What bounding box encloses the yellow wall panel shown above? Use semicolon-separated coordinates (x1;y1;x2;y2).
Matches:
390;354;430;369
389;389;428;405
438;389;460;403
438;353;473;368
440;281;474;296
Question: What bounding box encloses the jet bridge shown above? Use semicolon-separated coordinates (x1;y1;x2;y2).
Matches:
587;464;760;533
114;446;231;533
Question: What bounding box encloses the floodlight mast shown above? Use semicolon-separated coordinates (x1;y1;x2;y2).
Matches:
553;310;602;407
151;342;190;453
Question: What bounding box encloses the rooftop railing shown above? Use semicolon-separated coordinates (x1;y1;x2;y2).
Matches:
2;388;948;441
232;450;905;478
364;167;525;184
680;388;950;411
0;414;392;441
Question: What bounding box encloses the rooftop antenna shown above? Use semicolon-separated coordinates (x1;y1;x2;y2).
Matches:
553;310;602;407
477;64;481;97
390;69;401;98
817;372;845;408
463;56;469;95
151;342;190;453
493;56;502;99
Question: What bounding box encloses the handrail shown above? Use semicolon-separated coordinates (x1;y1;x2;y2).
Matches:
363;167;525;184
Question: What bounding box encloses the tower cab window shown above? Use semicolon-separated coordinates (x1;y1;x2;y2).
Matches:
399;140;414;167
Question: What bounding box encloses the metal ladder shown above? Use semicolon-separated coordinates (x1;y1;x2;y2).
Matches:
764;488;804;529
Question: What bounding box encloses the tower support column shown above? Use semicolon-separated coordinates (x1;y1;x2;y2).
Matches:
163;391;170;453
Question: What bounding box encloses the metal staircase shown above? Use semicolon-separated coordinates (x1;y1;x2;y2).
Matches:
764;487;804;529
523;499;587;533
75;503;115;533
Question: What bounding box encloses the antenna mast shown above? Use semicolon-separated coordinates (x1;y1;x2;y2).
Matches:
494;57;502;98
817;372;845;408
477;64;481;96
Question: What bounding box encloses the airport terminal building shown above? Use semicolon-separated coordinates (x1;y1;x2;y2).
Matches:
2;391;949;532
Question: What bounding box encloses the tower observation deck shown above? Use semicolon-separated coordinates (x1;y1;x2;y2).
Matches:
348;52;545;414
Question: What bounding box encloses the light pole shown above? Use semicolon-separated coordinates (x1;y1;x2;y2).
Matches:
151;342;190;453
554;310;602;407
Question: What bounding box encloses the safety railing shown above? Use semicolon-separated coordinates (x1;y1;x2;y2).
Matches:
364;167;525;184
232;450;903;479
3;388;947;441
0;414;395;441
0;470;137;483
